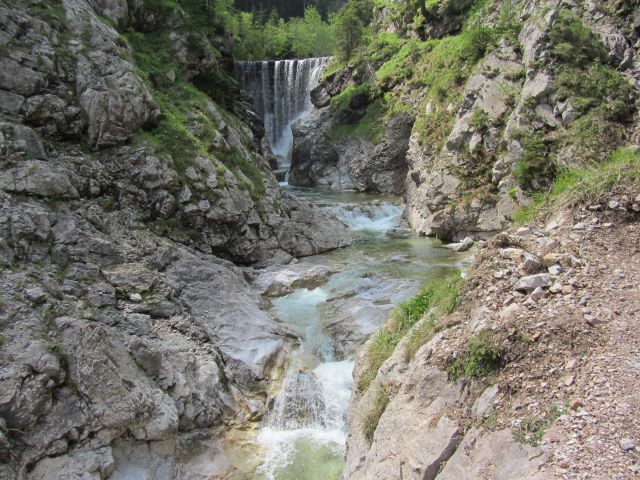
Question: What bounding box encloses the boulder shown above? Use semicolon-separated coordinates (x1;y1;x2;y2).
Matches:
513;273;552;291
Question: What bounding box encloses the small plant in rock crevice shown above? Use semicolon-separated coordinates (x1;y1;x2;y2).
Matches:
514;403;565;446
446;329;501;380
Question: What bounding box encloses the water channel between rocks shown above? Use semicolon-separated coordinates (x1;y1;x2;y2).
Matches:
224;186;466;480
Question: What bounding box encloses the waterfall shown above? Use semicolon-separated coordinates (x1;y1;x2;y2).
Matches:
235;57;328;167
266;371;326;430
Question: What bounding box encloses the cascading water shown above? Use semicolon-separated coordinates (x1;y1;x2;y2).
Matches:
235;58;328;168
266;372;326;430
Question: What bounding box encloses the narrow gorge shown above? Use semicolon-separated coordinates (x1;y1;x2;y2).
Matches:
1;0;640;479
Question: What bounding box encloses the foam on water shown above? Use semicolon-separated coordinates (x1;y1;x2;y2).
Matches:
328;202;403;233
256;360;354;480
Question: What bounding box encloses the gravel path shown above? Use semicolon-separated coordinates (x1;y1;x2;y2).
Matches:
543;220;640;478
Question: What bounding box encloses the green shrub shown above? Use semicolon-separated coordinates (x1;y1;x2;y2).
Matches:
555;64;635;121
447;329;501;380
513;132;555;190
549;11;607;67
470;107;489;132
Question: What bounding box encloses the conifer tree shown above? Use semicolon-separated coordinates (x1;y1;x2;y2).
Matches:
333;3;364;62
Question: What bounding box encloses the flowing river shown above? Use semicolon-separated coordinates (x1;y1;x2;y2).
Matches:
224;187;465;480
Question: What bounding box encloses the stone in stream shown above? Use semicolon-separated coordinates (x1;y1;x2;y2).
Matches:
321;276;420;357
251;262;335;297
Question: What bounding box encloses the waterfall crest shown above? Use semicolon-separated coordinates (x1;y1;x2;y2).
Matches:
235;57;328;167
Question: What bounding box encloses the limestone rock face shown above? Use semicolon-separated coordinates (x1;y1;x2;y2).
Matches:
437;428;550;480
289;109;413;195
405;41;526;241
343;306;550;480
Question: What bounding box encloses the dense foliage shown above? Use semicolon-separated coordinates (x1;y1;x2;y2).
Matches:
213;0;375;60
232;6;334;59
234;0;345;20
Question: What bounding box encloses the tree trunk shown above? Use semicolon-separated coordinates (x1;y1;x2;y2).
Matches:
418;0;428;18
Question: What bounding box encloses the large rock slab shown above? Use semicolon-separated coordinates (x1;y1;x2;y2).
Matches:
321;277;420;357
437;428;550;479
344;366;466;480
167;254;297;384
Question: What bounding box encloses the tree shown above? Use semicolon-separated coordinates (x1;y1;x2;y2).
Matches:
333;3;364;62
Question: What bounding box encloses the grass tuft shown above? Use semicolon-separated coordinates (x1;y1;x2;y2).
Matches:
362;386;389;443
446;329;501;380
513;147;640;224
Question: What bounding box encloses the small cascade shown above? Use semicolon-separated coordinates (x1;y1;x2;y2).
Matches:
327;202;404;233
235;57;328;167
266;371;326;430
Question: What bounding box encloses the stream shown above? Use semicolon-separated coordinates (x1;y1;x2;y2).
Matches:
229;57;465;479
225;187;465;480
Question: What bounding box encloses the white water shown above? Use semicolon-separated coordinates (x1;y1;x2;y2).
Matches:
328;202;403;233
257;360;354;480
235;58;327;166
252;200;406;480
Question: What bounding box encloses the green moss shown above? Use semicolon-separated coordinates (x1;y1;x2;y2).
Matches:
446;329;501;380
54;265;70;284
218;147;265;200
330;83;372;116
328;82;385;143
29;0;67;25
0;335;5;346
